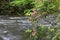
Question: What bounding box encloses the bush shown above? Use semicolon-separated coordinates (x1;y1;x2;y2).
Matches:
0;0;34;16
10;0;35;16
0;0;60;16
0;0;10;15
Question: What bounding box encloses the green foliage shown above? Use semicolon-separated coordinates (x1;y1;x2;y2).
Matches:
0;0;10;15
25;29;32;33
10;0;35;6
37;1;57;14
25;0;60;16
0;0;60;16
10;0;35;16
24;9;32;16
25;0;60;39
0;0;35;16
25;25;60;40
35;0;44;8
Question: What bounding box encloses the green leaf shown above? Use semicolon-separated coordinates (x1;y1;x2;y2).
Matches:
25;29;32;33
48;3;56;9
35;1;44;8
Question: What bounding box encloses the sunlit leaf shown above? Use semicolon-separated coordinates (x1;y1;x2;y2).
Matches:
25;29;32;32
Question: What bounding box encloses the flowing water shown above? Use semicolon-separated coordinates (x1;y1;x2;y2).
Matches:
0;15;60;40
